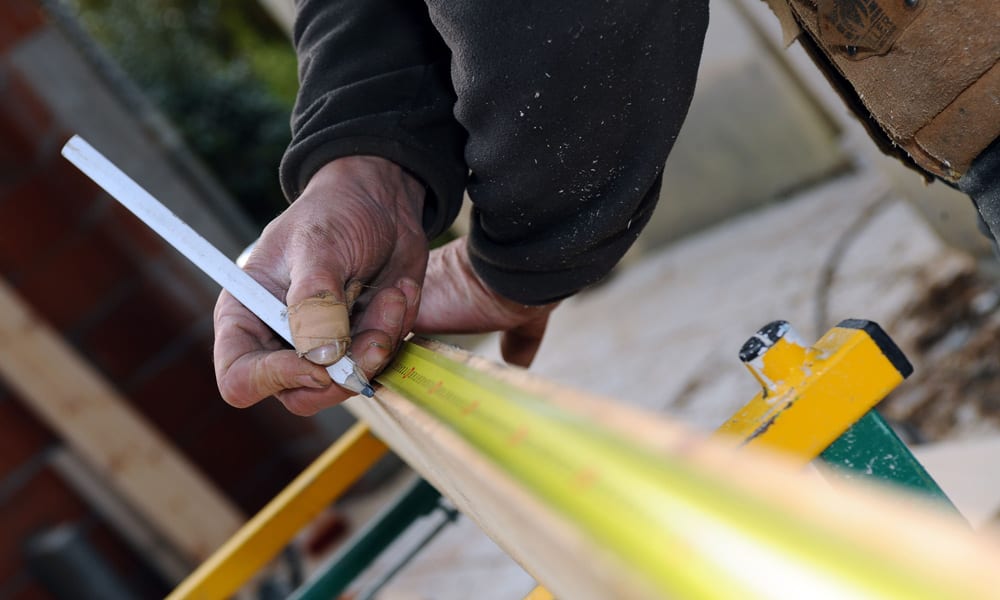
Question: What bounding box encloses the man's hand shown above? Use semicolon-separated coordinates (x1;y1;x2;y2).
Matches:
214;156;427;416
415;239;557;369
213;157;558;416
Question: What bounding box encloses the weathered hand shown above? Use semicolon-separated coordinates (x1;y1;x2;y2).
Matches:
416;239;558;369
213;156;427;415
213;158;559;417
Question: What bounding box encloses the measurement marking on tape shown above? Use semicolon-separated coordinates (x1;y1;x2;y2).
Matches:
573;467;600;491
507;425;530;447
374;341;951;600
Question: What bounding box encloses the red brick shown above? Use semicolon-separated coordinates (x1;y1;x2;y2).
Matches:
127;329;319;510
80;273;200;381
0;467;88;582
129;340;220;438
15;218;139;331
249;396;320;443
100;200;171;262
45;149;101;200
0;1;46;54
0;398;54;480
179;409;285;512
0;66;57;184
8;578;55;600
161;259;222;310
0;160;103;277
81;186;225;308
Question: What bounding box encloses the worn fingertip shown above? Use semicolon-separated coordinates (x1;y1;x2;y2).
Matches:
277;394;324;417
302;339;351;365
359;341;391;374
397;277;420;297
288;292;352;361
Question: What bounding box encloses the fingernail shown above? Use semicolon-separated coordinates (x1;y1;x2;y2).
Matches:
288;294;350;358
397;278;419;296
296;374;329;389
304;340;349;365
383;295;406;328
360;342;390;372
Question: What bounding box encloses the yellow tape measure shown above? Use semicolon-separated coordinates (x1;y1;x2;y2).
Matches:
375;341;952;600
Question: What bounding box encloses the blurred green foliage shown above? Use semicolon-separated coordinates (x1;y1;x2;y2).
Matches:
68;0;297;227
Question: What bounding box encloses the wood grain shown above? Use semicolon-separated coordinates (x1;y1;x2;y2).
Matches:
347;337;1000;599
0;279;243;563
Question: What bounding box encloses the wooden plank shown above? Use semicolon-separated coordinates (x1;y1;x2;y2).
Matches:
0;279;243;563
345;343;663;600
346;338;1000;600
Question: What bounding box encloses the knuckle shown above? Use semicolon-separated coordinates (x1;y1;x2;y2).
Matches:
260;352;294;390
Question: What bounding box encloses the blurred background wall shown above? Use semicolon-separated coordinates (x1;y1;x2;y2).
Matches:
0;2;329;598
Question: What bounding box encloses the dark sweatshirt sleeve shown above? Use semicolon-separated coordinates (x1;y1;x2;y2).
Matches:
280;0;469;239
426;0;709;304
285;0;708;305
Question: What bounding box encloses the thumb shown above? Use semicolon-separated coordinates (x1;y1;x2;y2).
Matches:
286;270;352;366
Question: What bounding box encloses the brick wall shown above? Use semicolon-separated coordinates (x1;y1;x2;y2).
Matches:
0;3;323;597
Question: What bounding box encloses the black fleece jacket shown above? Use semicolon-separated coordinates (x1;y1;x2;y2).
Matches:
281;0;709;305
